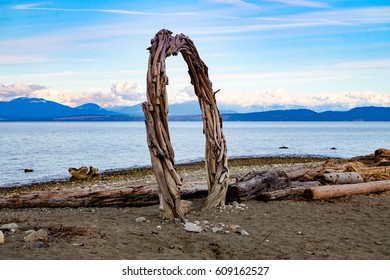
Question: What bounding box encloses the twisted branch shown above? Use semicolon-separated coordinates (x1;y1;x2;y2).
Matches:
142;29;229;220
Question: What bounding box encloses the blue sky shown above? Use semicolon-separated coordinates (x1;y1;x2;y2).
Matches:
1;0;390;111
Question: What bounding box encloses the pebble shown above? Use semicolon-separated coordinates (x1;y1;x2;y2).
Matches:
211;227;224;233
0;223;18;231
33;241;49;249
135;217;147;223
181;200;193;215
184;222;203;233
0;230;4;245
24;229;49;242
229;224;241;232
239;229;250;236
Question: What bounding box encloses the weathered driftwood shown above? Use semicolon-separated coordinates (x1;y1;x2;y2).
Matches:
258;181;321;201
354;166;390;181
142;29;229;220
375;148;390;162
303;180;390;200
283;164;308;180
0;183;208;209
69;166;99;180
321;172;364;184
227;170;291;202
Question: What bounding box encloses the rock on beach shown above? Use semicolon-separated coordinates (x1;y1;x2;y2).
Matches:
0;230;4;245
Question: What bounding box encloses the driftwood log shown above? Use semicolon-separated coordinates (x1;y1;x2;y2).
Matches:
227;170;291;202
321;172;364;184
0;183;208;208
303;180;390;200
68;166;99;180
375;148;390;162
142;29;229;220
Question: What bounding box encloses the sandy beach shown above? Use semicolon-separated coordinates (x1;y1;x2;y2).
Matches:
0;157;389;260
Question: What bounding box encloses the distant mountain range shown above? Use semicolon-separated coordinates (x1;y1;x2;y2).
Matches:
1;97;390;121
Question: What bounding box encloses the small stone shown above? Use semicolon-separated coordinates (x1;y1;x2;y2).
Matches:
239;229;250;236
184;222;203;233
0;230;4;245
24;229;49;242
1;223;18;231
211;227;224;233
156;225;162;230
181;200;193;215
33;241;49;249
238;203;246;208
135;217;147;223
229;224;241;232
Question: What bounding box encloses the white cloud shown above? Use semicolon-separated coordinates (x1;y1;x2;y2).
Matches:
0;81;145;107
206;0;260;9
217;89;390;111
11;4;203;17
0;55;52;64
0;83;72;104
265;0;328;8
169;86;197;103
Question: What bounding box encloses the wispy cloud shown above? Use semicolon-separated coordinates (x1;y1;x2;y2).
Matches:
206;0;260;9
335;59;390;69
265;0;328;8
0;55;53;64
12;4;206;17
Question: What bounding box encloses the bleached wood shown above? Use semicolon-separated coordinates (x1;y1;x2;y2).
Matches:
142;29;229;219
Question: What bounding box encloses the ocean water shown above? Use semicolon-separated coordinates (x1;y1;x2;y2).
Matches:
1;121;389;187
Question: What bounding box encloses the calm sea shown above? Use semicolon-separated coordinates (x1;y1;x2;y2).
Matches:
1;121;389;187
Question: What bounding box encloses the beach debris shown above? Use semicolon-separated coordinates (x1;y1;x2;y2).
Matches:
211;227;224;233
135;217;147;223
184;222;203;233
24;168;33;172
304;180;390;200
0;230;4;245
1;223;18;231
33;241;49;249
68;166;99;180
227;170;291;202
321;172;364;184
24;229;49;242
143;29;229;221
239;229;250;236
228;224;241;232
279;145;288;149
181;200;193;215
374;148;390;162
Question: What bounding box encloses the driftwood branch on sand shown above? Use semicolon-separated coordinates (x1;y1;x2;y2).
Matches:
0;183;208;209
303;180;390;200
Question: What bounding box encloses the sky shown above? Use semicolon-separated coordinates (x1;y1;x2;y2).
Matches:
1;0;390;111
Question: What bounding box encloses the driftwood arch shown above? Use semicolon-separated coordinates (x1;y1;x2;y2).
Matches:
142;29;229;220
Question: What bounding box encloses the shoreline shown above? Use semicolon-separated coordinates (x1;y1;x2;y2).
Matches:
0;155;331;193
1;154;389;260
